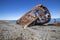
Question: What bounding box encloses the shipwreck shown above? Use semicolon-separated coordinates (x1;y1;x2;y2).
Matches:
16;4;51;28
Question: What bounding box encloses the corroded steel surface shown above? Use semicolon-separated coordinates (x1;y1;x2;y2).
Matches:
16;4;51;28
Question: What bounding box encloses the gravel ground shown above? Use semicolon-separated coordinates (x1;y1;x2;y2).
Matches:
0;20;60;40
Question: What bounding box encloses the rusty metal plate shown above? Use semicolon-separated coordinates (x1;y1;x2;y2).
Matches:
16;10;38;28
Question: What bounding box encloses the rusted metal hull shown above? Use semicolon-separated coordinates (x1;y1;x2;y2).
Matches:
16;4;51;28
16;10;38;28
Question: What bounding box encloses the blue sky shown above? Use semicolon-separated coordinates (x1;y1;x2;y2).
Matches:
0;0;60;20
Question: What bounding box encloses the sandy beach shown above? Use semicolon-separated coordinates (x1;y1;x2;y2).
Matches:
0;20;60;40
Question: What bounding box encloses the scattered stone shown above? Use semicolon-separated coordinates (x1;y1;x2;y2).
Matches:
0;21;60;40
